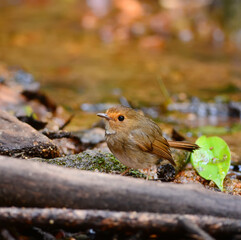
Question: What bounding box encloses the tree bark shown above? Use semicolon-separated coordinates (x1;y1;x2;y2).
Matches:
0;156;240;219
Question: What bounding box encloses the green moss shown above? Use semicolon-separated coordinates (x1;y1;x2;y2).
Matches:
128;169;146;178
81;151;127;173
35;149;145;178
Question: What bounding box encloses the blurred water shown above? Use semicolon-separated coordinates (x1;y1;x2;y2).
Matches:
0;0;240;110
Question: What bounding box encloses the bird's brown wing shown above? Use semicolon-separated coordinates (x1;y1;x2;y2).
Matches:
152;136;175;165
130;129;175;166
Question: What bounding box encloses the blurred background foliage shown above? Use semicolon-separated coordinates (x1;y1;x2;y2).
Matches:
0;0;240;108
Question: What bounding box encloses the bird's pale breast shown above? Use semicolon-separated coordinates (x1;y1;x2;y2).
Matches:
106;133;159;169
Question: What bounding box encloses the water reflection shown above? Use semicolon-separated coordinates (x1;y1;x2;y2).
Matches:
160;0;212;9
87;0;111;17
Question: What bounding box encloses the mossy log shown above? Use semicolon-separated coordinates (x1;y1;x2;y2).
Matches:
0;156;240;219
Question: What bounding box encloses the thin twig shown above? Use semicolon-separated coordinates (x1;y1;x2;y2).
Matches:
178;217;215;240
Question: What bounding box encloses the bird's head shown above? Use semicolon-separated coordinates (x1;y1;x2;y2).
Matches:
97;105;142;134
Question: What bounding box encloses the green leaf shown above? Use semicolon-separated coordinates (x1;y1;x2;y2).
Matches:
190;136;231;191
24;106;37;119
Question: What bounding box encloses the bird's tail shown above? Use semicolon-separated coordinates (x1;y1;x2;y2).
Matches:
167;141;199;152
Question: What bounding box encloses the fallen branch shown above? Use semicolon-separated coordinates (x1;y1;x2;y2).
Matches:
0;207;240;238
42;130;73;139
0;156;240;219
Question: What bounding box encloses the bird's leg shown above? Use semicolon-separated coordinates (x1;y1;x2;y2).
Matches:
120;168;130;176
145;168;150;180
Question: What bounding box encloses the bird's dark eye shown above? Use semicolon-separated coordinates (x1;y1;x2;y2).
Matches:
118;115;125;121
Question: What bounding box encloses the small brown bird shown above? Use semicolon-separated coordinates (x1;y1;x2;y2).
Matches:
97;105;198;174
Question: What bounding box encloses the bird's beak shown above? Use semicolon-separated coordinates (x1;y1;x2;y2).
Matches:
97;113;112;121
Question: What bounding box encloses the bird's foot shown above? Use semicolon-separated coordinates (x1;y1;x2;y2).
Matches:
120;168;130;176
144;168;150;180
